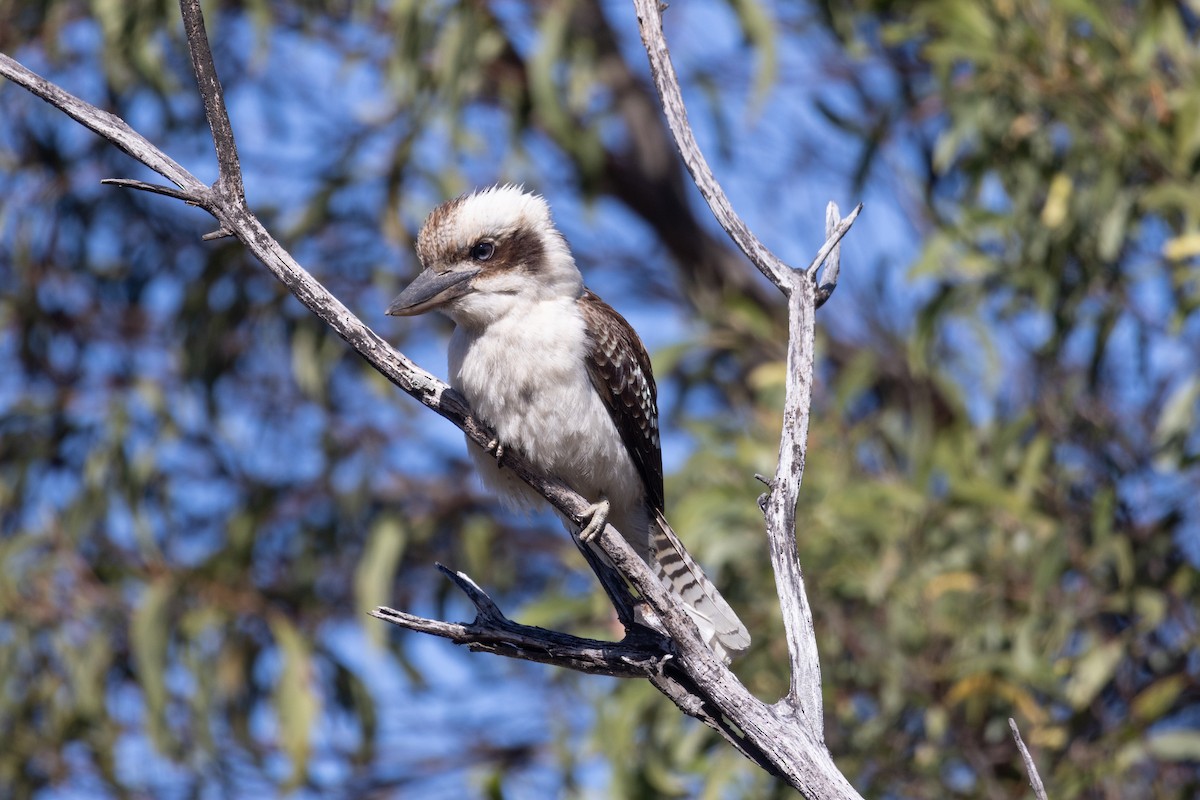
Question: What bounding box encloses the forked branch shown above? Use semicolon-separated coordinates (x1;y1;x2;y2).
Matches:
368;565;668;678
631;0;858;744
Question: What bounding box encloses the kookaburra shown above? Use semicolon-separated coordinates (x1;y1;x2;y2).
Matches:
387;185;750;662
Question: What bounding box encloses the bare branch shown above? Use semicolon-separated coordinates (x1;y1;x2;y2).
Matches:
434;563;506;619
1009;719;1050;800
629;3;869;793
180;0;245;202
0;54;203;196
813;202;860;307
631;0;801;297
369;566;669;678
201;226;235;241
632;0;865;740
760;220;830;737
101;178;199;203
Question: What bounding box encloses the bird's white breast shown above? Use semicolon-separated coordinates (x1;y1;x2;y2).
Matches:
448;297;646;539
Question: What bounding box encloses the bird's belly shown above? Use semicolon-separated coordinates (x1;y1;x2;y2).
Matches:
450;320;646;543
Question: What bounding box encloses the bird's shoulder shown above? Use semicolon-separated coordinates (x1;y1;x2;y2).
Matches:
577;289;664;510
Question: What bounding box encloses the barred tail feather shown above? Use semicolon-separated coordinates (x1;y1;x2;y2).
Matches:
649;510;751;663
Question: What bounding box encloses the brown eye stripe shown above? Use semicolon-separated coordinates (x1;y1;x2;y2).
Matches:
472;228;545;273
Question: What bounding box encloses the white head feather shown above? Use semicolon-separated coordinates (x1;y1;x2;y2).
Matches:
413;185;582;327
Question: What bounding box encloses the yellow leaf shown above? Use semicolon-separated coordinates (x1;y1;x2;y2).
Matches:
748;360;787;392
945;673;992;706
1030;725;1067;749
945;674;1047;725
1163;233;1200;260
923;571;980;601
1040;173;1073;228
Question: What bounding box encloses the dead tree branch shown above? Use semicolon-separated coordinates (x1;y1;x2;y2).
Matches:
368;565;668;678
1;0;863;795
630;0;859;303
1009;719;1050;800
632;0;862;780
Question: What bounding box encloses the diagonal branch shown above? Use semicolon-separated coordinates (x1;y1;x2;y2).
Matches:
632;0;817;298
1009;719;1050;800
0;54;203;196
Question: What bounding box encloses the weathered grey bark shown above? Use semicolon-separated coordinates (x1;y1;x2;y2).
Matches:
1010;719;1051;800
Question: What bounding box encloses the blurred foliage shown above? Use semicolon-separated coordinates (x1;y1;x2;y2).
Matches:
1;0;1199;799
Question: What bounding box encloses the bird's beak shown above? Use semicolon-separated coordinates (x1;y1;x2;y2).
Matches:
386;267;480;316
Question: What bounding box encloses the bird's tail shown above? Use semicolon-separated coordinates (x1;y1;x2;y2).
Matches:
649;509;751;663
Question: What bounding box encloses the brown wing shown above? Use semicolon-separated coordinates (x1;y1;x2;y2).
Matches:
578;289;664;512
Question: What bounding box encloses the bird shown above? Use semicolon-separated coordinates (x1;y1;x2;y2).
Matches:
386;185;750;662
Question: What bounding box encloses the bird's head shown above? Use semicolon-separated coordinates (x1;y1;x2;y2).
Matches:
386;185;582;328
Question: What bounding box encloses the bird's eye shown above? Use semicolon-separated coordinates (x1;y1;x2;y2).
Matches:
470;241;495;262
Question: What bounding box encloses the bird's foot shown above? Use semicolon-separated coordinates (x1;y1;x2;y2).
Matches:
486;437;506;468
577;497;611;543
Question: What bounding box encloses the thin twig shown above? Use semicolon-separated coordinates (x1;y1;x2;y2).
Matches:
0;54;202;195
201;226;234;241
1009;719;1049;800
810;203;860;308
368;607;666;678
816;201;848;305
180;0;244;202
434;563;507;618
631;0;799;297
101;178;199;203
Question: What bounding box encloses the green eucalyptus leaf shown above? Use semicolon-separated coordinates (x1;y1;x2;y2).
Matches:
131;576;174;751
270;614;318;791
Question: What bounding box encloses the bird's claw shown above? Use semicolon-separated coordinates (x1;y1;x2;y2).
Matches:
578;497;611;543
486;438;506;468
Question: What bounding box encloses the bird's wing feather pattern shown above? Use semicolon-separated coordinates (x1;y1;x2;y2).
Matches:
578;289;664;511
